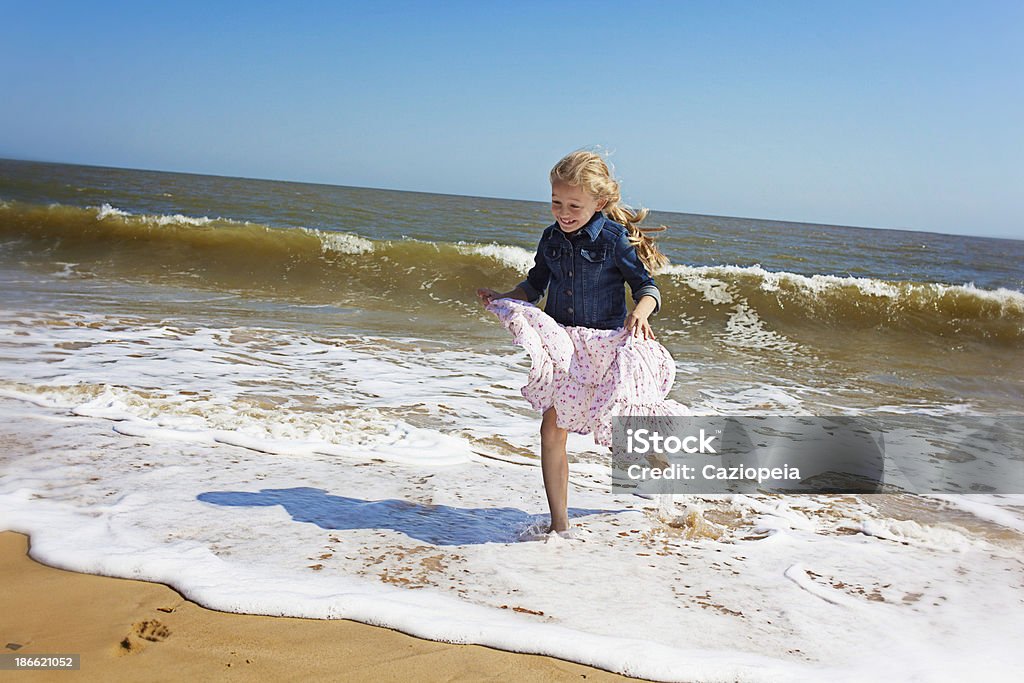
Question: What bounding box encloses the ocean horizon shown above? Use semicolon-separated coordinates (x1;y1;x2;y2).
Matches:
4;156;1022;243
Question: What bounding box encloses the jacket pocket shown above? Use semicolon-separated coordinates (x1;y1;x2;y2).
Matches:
543;245;566;276
580;247;608;263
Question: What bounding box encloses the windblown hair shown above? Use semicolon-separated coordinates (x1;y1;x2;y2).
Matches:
549;150;669;274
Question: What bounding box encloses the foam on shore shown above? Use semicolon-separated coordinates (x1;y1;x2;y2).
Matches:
2;305;1023;680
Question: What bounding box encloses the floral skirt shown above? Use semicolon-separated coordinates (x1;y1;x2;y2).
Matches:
486;299;690;447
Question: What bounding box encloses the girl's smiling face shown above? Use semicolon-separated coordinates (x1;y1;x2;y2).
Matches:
551;180;606;233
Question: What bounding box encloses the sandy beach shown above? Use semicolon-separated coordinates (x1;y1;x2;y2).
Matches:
0;532;640;682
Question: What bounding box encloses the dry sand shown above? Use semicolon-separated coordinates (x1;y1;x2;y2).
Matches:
0;531;645;682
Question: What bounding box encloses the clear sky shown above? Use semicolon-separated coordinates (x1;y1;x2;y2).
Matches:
2;1;1021;239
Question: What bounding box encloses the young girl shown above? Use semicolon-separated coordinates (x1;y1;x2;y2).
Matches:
477;150;688;535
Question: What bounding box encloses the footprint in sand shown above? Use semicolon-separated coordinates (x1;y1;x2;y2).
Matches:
119;619;171;653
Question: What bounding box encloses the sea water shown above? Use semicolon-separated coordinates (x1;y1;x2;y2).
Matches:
2;159;1022;681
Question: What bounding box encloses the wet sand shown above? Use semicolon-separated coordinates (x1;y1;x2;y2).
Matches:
0;532;642;682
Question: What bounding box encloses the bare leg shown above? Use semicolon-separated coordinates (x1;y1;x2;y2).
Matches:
540;406;569;532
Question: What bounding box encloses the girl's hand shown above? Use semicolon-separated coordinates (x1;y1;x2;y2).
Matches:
477;287;501;306
625;310;656;340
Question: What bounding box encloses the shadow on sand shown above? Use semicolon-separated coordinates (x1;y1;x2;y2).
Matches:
198;487;624;545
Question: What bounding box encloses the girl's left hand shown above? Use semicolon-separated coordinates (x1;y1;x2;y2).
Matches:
625;311;655;340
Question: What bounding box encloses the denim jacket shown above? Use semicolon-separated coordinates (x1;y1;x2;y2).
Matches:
517;212;661;330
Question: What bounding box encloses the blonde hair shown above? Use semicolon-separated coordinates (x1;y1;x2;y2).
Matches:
549;150;669;273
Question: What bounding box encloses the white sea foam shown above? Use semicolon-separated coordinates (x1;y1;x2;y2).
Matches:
926;494;1024;533
0;319;473;467
670;268;804;352
312;228;375;254
457;242;536;273
2;308;1023;681
858;518;974;552
663;263;1024;311
722;302;801;353
152;213;215;227
95;202;130;220
679;273;736;305
697;381;815;415
93;203;229;228
874;403;975;416
4;396;1023;681
52;262;84;279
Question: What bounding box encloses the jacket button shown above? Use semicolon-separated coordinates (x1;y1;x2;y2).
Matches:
567;307;574;314
568;271;573;277
566;289;573;296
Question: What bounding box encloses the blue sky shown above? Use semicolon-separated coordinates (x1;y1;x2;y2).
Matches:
2;1;1021;239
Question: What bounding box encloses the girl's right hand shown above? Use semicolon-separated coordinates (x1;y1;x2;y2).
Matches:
477;288;501;306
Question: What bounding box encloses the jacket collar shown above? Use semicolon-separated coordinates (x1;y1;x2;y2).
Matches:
553;211;606;242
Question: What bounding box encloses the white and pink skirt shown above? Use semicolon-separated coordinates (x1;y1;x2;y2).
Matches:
486;298;690;447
